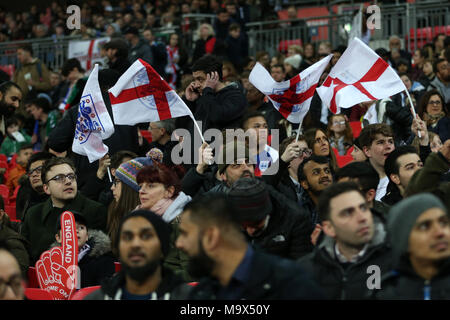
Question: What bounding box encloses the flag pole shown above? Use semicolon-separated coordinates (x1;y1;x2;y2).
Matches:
191;116;205;143
107;166;112;183
295;122;302;142
404;90;421;138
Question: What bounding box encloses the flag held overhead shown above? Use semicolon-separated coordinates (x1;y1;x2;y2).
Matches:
108;58;194;126
316;37;406;114
249;55;332;124
72;64;114;163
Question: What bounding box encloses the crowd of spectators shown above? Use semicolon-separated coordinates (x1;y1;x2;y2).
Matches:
0;0;449;301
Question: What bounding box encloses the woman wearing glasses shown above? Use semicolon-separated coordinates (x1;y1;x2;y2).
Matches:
326;114;354;156
136;162;192;281
417;90;449;143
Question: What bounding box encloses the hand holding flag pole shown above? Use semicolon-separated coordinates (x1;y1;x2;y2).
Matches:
404;89;421;138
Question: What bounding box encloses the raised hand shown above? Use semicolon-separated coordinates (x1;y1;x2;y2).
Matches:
196;142;214;174
204;71;219;91
35;211;79;300
185;82;200;101
97;154;111;180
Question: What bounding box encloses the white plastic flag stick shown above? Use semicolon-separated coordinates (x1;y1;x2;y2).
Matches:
107;166;112;183
404;90;421;138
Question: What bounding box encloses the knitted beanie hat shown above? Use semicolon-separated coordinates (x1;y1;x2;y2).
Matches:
284;54;302;69
115;157;154;192
116;210;171;257
228;177;272;222
387;193;447;263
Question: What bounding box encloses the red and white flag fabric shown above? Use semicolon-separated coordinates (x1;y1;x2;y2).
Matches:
72;64;115;163
108;58;193;125
249;55;332;124
316;37;406;114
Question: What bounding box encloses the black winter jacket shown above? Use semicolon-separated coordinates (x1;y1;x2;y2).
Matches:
374;257;450;300
247;185;314;260
16;179;49;221
85;267;191;300
189;248;325;300
297;220;393;300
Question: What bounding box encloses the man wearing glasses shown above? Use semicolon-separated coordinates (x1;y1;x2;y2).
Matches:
16;152;55;221
21;157;108;264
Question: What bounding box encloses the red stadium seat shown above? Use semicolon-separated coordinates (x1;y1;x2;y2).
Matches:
140;130;152;143
24;288;54;300
0;184;9;205
27;267;40;288
9;185;20;205
278;39;303;54
114;262;122;273
5;204;16;220
70;286;101;300
349;121;362;138
8;154;17;169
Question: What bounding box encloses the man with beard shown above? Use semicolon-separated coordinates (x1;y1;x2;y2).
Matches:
176;193;324;299
227;178;314;259
16;152;55;221
0;81;22;141
86;210;191;300
298;155;334;228
297;182;392;299
21;157;108;263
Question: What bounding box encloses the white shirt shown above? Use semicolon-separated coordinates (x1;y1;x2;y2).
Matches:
375;176;389;201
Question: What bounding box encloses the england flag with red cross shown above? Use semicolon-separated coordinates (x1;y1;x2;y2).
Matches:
249;54;332;124
108;58;193;125
316;37;406;114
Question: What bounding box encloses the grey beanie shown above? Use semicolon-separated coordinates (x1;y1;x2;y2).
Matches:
387;193;447;260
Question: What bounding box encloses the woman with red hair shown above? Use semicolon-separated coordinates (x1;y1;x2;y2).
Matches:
136;162;192;280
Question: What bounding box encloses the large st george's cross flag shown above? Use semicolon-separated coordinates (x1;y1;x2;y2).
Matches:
108;58;194;126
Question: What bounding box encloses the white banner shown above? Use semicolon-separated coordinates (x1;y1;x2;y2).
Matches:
68;37;110;72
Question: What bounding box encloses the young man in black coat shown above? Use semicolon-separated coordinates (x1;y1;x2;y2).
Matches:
176;193;324;300
179;54;247;166
16;151;55;221
297;182;392;300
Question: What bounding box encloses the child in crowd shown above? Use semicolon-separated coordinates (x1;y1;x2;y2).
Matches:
0;117;31;159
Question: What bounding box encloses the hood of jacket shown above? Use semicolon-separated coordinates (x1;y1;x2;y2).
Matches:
318;218;387;261
50;229;112;259
162;192;192;223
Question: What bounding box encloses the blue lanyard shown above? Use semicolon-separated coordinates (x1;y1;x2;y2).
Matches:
423;281;431;300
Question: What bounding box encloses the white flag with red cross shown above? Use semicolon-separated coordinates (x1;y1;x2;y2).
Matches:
249;56;332;124
108;58;194;125
316;37;406;114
